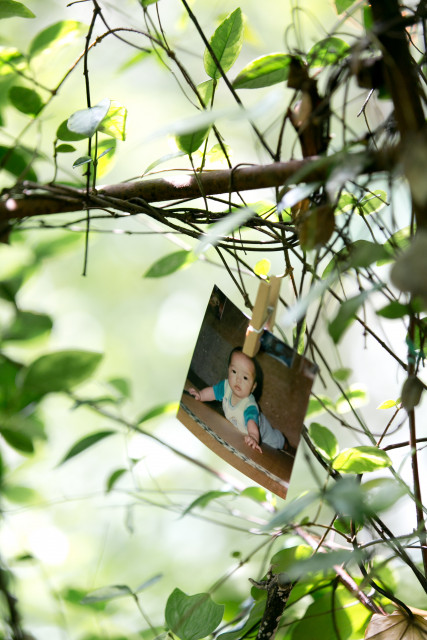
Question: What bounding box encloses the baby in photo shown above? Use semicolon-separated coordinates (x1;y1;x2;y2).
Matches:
189;347;294;455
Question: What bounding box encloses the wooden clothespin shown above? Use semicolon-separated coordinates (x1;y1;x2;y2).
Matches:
243;276;281;358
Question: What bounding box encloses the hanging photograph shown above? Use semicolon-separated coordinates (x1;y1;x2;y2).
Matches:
178;285;318;499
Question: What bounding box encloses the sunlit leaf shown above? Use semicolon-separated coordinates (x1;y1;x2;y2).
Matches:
335;385;367;413
183;490;236;516
67;98;110;138
334;0;356;14
197;79;214;106
0;0;35;19
3;310;52;341
165;588;224;640
285;549;357;579
196;207;256;255
140;0;159;5
119;49;152;72
22;349;103;394
94;138;117;177
82;584;132;603
377;399;398;410
328;288;379;344
204;8;244;80
240;486;267;502
377;227;410;266
306;395;335;418
175;126;210;155
254;259;270;277
358;190;387;216
270;545;312;574
2;484;39;503
9;86;43;115
307;37;350;67
29;20;86;58
332;446;392;473
58;430;116;466
0;47;26;76
108;377;131;398
98;100;127;141
143;251;196;278
292;584;370;639
309;423;339;461
106;468;127;493
365;612;427;639
137;401;179;424
233;53;292;89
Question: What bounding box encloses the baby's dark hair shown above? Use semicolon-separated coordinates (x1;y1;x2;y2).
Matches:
227;346;264;401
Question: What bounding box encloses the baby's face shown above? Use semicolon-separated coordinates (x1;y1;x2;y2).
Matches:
228;351;256;400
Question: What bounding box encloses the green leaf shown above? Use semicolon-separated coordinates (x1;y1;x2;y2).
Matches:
376;301;410;319
67;98;110;138
377;399;398;410
137;401;179;424
308;423;339;461
335;385;367;414
22;349;103;394
143;250;196;278
358;190;387;216
3;484;39;503
182;491;236;516
29;20;86;58
0;428;34;453
291;584;370;640
0;145;37;182
108;377;131;398
3;310;53;341
253;259;270;277
362;478;405;513
217;599;265;640
73;155;92;168
196;207;256;255
140;0;158;5
175;126;210;155
106;468;127;493
285;549;357;580
233;53;292;89
332;446;392;473
56;119;87;142
270;545;312;574
328;288;378;344
204;8;244;80
262;492;317;530
306;395;335;418
307;37;350;67
332;367;352;382
94;138;117;177
82;584;132;604
9;86;43;115
143;151;186;176
334;0;355;14
165;588;224;640
197;79;214;106
58;430;116;466
56;143;76;153
322;240;389;276
0;0;35;19
98;100;127;141
240;486;267;502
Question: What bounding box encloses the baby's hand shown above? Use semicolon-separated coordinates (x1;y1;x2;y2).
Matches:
245;435;262;454
188;388;201;401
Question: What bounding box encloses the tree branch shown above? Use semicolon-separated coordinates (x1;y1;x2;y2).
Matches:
0;149;397;224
